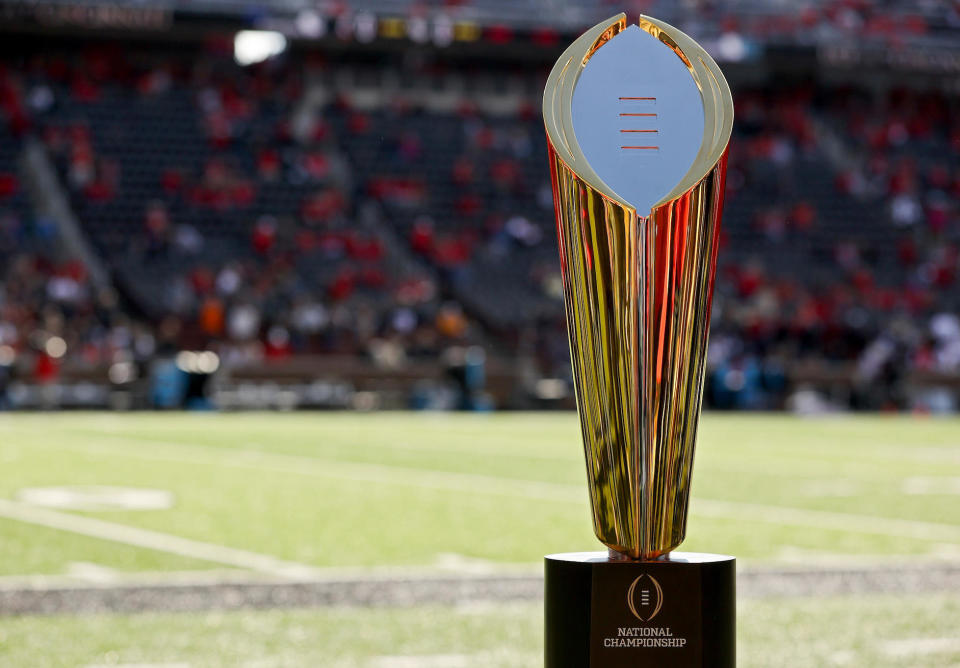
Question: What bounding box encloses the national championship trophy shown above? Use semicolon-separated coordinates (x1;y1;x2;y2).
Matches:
542;14;734;668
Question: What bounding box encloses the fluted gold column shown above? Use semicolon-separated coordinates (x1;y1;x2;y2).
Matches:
544;14;733;559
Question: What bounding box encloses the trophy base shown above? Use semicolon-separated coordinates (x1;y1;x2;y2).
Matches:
545;551;735;668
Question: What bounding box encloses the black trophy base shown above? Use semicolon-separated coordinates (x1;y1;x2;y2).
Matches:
545;551;735;668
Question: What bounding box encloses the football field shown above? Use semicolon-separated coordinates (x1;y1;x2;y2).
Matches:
1;412;959;666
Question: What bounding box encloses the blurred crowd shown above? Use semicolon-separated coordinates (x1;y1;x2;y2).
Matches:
672;0;954;48
2;50;483;389
1;35;958;409
706;84;960;410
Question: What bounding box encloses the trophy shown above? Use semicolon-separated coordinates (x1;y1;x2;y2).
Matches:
543;14;734;668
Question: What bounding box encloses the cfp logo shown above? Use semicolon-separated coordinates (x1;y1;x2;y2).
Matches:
618;95;658;151
626;573;664;622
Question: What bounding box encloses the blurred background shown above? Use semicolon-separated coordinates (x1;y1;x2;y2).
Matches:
0;1;959;667
0;0;959;414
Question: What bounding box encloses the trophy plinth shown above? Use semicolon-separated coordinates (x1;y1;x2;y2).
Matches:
542;12;735;668
545;552;735;668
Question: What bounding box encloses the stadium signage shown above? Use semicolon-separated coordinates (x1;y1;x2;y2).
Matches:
820;43;960;75
1;2;171;30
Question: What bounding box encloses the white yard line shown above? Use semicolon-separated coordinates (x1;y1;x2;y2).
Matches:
85;664;190;668
0;498;322;580
370;656;471;668
772;545;959;567
43;423;574;462
66;561;120;584
0;568;258;590
33;435;588;503
880;637;960;658
902;476;960;495
16;434;960;545
248;438;573;462
693;499;960;543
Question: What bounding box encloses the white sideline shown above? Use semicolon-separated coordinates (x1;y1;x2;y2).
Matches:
693;499;960;544
18;434;960;546
38;435;588;503
880;637;960;658
0;498;322;579
370;655;471;668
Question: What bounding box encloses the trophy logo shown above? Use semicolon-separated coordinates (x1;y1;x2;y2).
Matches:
627;573;663;622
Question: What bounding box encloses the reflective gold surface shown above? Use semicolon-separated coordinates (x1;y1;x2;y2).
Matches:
543;14;733;559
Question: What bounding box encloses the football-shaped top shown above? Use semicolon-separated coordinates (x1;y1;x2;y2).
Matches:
571;25;705;215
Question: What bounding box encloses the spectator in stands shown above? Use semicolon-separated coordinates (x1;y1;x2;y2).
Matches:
4;36;958;412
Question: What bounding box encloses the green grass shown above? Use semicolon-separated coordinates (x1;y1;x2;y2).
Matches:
0;412;959;667
2;594;958;667
0;517;207;576
1;412;960;575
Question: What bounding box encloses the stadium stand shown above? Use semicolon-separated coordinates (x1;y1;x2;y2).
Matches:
27;47;478;368
0;6;958;410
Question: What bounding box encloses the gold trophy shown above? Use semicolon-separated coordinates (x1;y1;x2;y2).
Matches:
542;14;734;668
